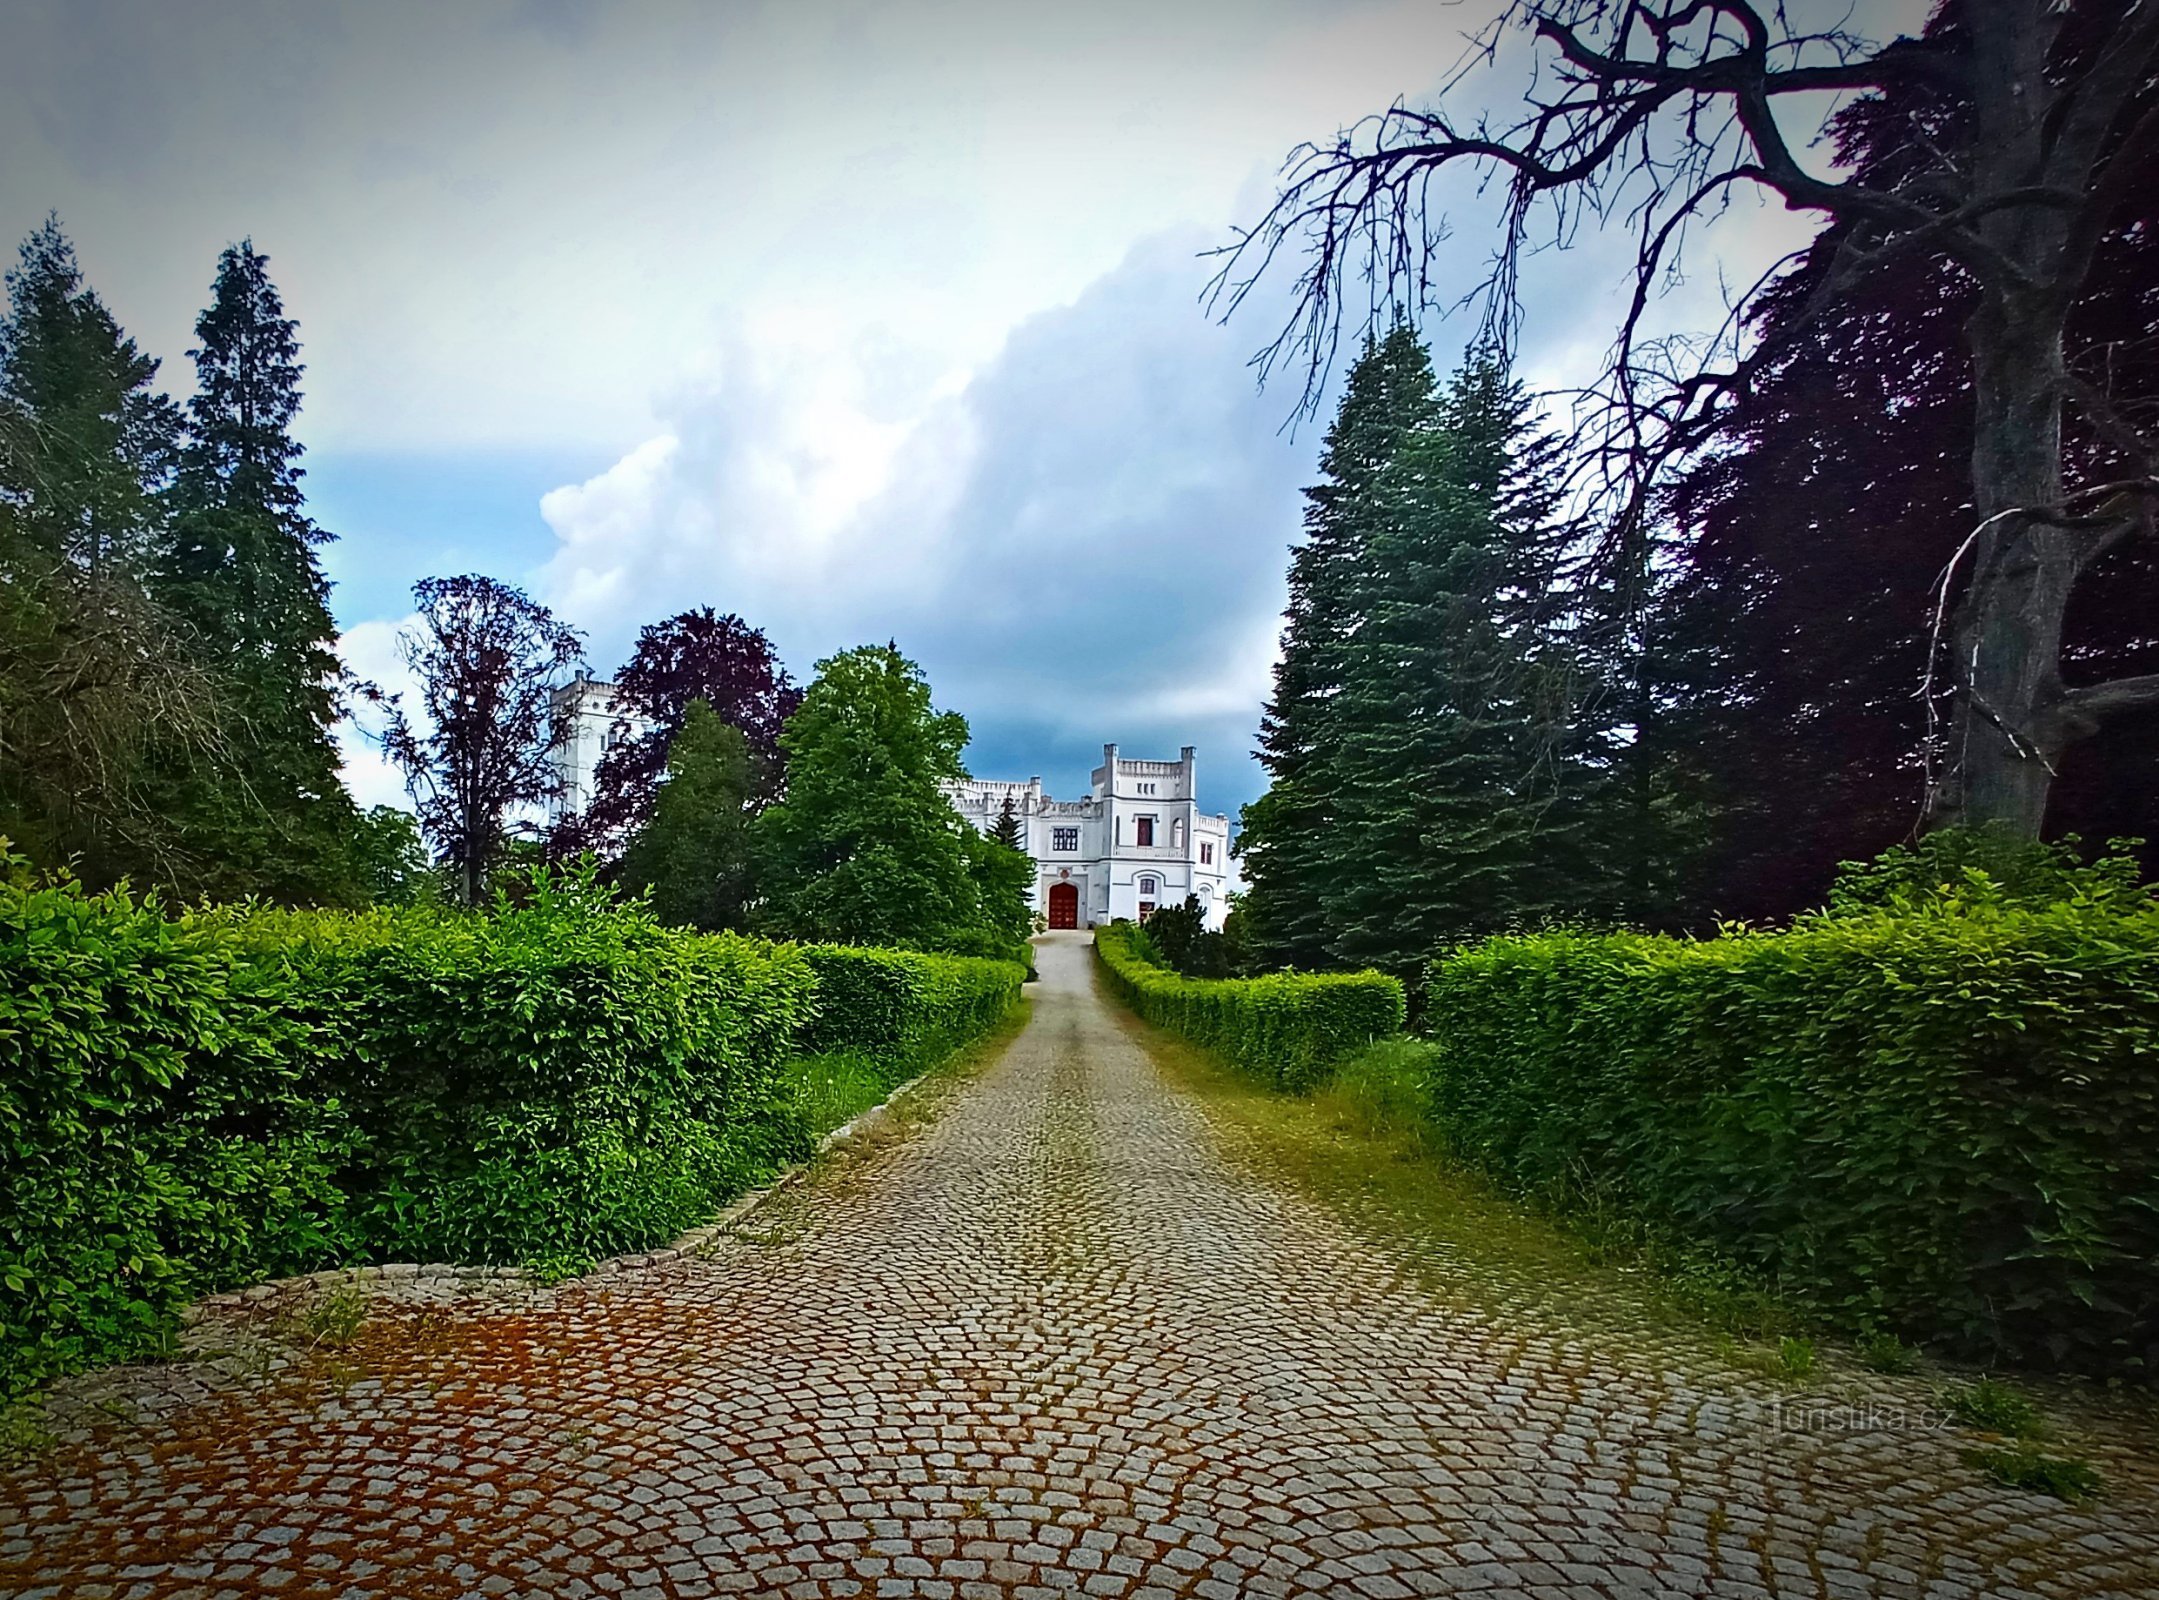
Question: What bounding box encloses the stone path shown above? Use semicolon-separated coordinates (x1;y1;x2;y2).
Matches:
5;933;2159;1600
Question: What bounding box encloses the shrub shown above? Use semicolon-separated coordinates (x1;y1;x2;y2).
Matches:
228;869;820;1270
1422;891;2159;1372
797;944;1024;1072
1;857;357;1397
1144;895;1232;978
1;856;1017;1397
925;925;1033;968
1824;827;2151;918
1094;925;1403;1091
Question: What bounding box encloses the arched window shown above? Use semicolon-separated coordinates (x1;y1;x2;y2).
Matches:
1137;875;1158;896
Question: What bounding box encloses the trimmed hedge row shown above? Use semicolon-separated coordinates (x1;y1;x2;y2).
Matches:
1;860;1024;1398
798;944;1026;1067
232;877;822;1275
1094;924;1404;1090
1423;899;2159;1372
2;866;358;1399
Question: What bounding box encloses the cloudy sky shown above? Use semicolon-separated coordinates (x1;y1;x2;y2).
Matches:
2;0;1886;817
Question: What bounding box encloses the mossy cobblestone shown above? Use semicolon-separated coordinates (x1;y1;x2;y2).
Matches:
2;934;2156;1598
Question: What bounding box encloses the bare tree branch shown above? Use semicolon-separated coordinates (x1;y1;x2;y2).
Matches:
1217;0;2159;839
2059;672;2159;727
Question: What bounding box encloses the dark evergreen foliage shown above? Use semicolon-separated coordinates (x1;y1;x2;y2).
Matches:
1238;327;1438;969
1322;349;1584;977
0;215;178;573
1142;894;1230;978
0;216;206;884
991;794;1023;851
1240;335;1599;978
153;240;360;902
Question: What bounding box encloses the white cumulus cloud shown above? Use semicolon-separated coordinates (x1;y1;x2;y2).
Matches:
534;229;1307;807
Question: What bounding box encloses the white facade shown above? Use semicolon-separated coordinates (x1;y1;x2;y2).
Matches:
549;676;654;824
944;745;1232;930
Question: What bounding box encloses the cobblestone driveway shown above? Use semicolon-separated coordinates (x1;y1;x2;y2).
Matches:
6;933;2158;1600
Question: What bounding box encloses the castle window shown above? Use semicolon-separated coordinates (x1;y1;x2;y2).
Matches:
1053;826;1079;852
1200;842;1214;865
1138;876;1158;896
1136;816;1155;847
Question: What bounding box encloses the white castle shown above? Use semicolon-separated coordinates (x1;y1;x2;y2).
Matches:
550;679;1231;929
943;745;1231;931
549;675;645;825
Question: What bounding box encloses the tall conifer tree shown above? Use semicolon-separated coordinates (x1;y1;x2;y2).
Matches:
1321;348;1575;977
0;216;207;882
0;215;178;573
1237;327;1438;968
156;240;358;902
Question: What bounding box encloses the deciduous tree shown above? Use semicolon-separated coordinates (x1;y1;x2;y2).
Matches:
751;643;993;947
1218;0;2159;842
348;804;434;906
567;608;798;860
1657;12;2159;917
375;575;584;906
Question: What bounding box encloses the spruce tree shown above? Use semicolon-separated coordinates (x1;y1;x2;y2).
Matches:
1321;347;1575;978
156;240;358;903
618;700;755;931
0;217;202;883
0;215;178;573
991;794;1023;851
1238;326;1438;968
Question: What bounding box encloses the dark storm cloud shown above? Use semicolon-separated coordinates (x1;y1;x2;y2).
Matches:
541;229;1309;813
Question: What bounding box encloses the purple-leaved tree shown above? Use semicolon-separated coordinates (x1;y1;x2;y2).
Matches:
375;574;585;905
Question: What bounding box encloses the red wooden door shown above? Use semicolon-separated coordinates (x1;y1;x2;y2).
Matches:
1048;882;1079;929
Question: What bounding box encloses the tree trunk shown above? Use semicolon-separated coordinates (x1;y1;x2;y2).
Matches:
1929;288;2080;837
1927;0;2079;838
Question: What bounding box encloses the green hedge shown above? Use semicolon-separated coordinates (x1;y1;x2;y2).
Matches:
1;859;1020;1399
1;864;358;1399
1094;924;1404;1091
1423;899;2159;1372
798;944;1025;1068
232;874;820;1273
